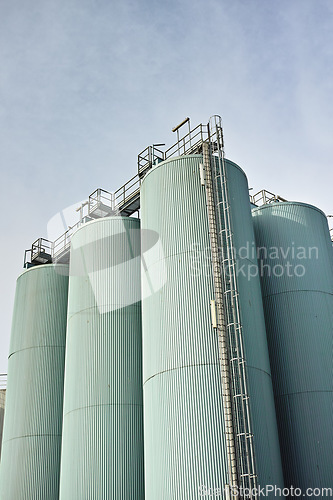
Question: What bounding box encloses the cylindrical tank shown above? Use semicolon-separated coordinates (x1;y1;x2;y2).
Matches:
252;202;333;491
0;264;69;500
59;217;144;499
141;154;283;498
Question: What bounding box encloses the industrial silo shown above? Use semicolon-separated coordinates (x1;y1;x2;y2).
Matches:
59;217;144;499
252;202;333;491
141;154;283;498
0;264;69;500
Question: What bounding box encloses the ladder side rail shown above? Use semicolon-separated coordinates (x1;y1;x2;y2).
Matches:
216;146;258;493
210;115;258;495
212;155;253;492
202;141;239;496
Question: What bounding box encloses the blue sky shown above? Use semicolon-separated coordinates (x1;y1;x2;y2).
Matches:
1;0;333;373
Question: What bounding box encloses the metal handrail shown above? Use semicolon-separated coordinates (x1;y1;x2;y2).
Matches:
165;123;208;158
138;145;165;176
89;188;114;212
250;189;287;206
114;174;140;206
207;116;258;495
24;249;32;268
53;222;80;259
31;238;52;255
0;374;7;390
137;123;215;180
29;238;53;265
327;216;333;242
203;140;239;494
23;116;229;268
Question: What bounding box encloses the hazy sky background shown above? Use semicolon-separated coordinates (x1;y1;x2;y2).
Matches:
1;0;332;373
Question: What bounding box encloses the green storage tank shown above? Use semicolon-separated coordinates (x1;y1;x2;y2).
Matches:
252;202;333;491
141;154;283;498
59;217;144;499
0;264;69;500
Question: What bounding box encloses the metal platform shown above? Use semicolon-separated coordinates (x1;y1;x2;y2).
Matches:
251;191;333;242
26;117;330;267
24;239;53;268
88;189;115;219
250;189;287;206
114;175;141;217
22;119;255;268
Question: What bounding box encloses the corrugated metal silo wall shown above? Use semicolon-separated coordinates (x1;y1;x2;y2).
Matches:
252;202;333;491
0;264;69;500
59;217;144;499
220;159;284;489
140;154;283;499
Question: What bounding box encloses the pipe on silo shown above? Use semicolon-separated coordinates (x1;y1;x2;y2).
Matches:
0;264;69;500
252;202;333;491
59;217;144;499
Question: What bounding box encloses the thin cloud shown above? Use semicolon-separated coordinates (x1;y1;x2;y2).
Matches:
0;0;332;372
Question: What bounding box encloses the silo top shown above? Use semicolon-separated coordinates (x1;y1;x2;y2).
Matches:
252;201;333;296
10;263;69;356
70;215;140;239
17;263;69;281
141;154;248;184
252;201;327;219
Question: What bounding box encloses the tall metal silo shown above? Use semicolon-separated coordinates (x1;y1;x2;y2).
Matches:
252;202;333;491
141;154;283;499
0;264;69;500
59;217;144;499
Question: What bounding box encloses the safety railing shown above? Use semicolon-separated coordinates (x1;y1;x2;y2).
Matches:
165;122;209;158
89;188;114;213
206;116;258;495
327;216;333;242
138;145;165;177
32;238;52;259
53;222;80;261
250;189;287;206
114;174;141;208
24;238;53;267
0;374;7;390
23;248;32;268
23;116;232;268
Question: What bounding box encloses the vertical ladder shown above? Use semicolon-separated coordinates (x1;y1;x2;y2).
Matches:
204;116;258;497
202;141;238;496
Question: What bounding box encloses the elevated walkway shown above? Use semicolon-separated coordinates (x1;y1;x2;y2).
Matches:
24;117;332;267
